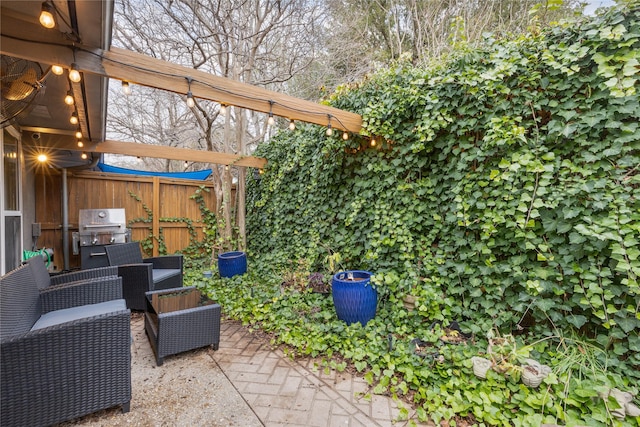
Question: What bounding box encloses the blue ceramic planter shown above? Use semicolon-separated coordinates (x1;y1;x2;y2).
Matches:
218;251;247;278
331;270;377;325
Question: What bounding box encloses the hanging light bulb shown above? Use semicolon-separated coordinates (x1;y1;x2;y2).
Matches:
39;2;56;28
75;130;82;139
267;100;275;125
370;137;377;147
184;161;189;168
81;152;88;160
77;140;84;148
220;104;227;116
122;81;132;96
37;153;48;163
326;125;333;136
51;65;64;75
69;112;78;125
186;91;195;108
68;63;81;83
64;90;74;105
288;119;296;131
184;77;196;108
342;131;349;140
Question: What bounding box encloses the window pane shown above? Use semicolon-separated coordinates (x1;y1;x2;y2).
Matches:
3;131;19;211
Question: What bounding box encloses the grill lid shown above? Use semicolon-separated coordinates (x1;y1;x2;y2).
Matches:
73;208;131;251
79;208;126;231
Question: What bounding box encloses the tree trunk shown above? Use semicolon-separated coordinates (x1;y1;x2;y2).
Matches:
236;107;246;250
221;108;233;253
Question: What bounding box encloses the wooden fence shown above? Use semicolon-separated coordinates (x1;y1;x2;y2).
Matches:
35;170;225;271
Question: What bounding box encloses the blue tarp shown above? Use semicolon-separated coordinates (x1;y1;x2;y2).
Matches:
97;162;212;180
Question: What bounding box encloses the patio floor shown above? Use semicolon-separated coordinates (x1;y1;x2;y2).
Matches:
58;314;429;427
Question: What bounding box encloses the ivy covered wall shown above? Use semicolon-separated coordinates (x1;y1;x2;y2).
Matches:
247;4;639;372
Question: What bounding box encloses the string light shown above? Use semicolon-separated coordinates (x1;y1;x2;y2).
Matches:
48;50;359;135
57;53;357;135
267;100;275;125
64;90;74;105
77;140;83;148
370;137;376;147
81;152;88;160
342;131;349;140
51;65;64;75
75;130;82;139
184;161;188;168
68;63;81;83
39;2;55;28
69;112;78;125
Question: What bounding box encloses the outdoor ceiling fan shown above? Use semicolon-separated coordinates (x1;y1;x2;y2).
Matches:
1;54;46;128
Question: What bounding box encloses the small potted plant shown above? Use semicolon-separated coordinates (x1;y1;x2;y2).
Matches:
485;329;528;375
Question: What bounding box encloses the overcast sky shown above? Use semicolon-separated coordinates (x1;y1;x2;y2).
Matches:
584;0;616;15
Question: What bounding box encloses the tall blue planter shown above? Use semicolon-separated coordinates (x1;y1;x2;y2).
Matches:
331;270;377;325
218;251;247;278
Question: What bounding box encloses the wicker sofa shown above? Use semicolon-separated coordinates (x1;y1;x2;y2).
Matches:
0;257;131;427
105;241;183;310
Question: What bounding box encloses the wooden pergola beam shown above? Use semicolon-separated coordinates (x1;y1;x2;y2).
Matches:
37;137;267;168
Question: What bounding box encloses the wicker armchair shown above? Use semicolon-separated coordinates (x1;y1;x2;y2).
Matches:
0;257;131;427
105;241;183;310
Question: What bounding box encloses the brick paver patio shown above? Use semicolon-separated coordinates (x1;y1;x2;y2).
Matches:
213;321;425;427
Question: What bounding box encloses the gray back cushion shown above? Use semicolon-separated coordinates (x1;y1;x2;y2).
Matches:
26;256;52;289
0;263;41;339
105;242;144;266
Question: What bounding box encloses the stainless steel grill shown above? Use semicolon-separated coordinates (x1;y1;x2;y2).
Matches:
73;208;131;269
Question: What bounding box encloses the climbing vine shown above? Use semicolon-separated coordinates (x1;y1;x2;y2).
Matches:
244;4;640;425
127;187;221;266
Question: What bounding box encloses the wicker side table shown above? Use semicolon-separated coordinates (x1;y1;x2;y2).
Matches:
144;286;221;366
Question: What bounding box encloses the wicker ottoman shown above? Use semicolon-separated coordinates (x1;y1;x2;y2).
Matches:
144;286;221;366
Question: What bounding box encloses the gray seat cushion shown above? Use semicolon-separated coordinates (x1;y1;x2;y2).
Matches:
152;269;181;283
31;299;127;330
